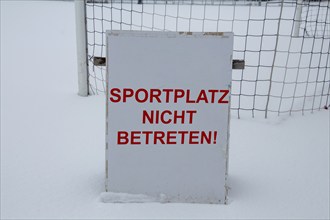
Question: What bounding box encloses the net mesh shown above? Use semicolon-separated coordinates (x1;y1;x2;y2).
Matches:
85;0;330;118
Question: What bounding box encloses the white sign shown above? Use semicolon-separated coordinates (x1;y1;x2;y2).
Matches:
106;31;233;204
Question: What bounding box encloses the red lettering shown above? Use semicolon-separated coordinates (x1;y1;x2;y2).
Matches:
109;88;229;104
131;131;141;144
189;131;199;144
173;110;185;124
186;110;197;124
177;131;189;144
123;88;134;102
142;110;153;124
155;110;159;124
117;131;129;145
160;110;172;124
116;130;218;145
142;131;152;144
196;90;208;103
135;89;148;103
150;89;161;103
166;131;177;144
163;89;173;103
201;131;212;144
109;88;121;103
154;131;165;144
174;89;185;103
208;89;218;103
186;89;196;103
218;90;229;104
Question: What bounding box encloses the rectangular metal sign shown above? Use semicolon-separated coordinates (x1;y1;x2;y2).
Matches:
106;31;233;204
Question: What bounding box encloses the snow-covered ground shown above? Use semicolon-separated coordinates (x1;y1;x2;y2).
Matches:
1;1;329;219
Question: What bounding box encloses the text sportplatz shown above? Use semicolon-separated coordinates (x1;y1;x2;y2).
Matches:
109;88;230;145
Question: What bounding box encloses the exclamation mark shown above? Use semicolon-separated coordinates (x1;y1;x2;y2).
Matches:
213;131;218;144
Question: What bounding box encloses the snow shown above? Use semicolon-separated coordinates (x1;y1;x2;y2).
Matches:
100;192;168;203
1;1;329;219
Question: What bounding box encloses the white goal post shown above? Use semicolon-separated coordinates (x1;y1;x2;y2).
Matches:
75;0;89;96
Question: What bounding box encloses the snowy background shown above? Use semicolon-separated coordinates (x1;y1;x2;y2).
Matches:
1;1;329;219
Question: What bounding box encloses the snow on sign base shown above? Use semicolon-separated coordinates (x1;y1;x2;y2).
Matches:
106;31;233;204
